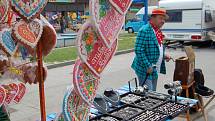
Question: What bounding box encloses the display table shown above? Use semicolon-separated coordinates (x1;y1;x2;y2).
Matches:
45;85;198;121
89;85;198;121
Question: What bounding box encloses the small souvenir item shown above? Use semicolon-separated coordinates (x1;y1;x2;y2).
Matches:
3;83;19;105
154;102;189;118
18;44;29;60
0;28;18;56
0;86;6;107
109;0;132;15
110;106;143;120
135;98;165;109
63;88;90;121
12;19;43;49
13;82;26;103
77;21;117;75
10;0;47;20
73;60;100;105
91;0;124;48
130;110;168;121
0;0;9;24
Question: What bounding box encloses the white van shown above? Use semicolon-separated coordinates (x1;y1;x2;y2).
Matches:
159;0;215;42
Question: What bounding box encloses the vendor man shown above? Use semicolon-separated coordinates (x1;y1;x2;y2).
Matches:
131;8;171;91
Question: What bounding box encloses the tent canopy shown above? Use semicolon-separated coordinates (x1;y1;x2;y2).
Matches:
136;6;158;15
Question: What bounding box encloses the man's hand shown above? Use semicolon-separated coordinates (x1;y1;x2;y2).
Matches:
165;54;171;62
147;67;153;74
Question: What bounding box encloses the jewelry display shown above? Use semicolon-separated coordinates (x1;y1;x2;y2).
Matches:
110;106;143;120
130;110;168;121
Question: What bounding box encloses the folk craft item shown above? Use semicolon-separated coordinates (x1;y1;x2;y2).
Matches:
13;82;26;103
91;0;125;48
12;19;43;49
10;0;47;20
56;0;132;120
63;87;90;121
72;60;100;105
0;1;56;120
0;28;18;56
0;0;9;24
0;86;6;107
109;0;132;15
77;21;118;76
3;83;19;105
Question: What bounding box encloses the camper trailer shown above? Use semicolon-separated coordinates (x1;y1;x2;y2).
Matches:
160;0;215;42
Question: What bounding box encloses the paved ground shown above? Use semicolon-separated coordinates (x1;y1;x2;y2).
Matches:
9;48;215;121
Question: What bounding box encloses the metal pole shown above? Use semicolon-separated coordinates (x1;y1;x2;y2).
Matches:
37;41;46;121
144;0;148;24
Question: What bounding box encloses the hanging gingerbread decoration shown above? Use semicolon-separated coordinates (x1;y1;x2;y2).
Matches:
55;0;132;121
0;0;56;119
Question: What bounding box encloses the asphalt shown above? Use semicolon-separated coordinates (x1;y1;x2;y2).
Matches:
8;48;215;121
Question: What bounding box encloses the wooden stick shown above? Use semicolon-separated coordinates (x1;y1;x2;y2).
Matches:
37;40;46;121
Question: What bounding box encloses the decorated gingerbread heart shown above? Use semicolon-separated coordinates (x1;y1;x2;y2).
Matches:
12;19;43;49
109;0;132;15
0;86;6;107
0;28;18;56
3;83;19;105
13;83;26;103
63;87;90;121
73;60;100;105
77;21;118;76
60;0;132;120
10;0;47;20
0;0;9;24
91;0;124;48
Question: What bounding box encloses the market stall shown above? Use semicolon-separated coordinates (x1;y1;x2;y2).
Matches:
89;79;198;121
1;0;213;121
0;0;57;121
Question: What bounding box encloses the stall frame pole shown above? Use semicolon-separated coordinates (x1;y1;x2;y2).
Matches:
37;41;46;121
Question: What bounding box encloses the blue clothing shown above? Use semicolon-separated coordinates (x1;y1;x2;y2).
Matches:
131;23;166;87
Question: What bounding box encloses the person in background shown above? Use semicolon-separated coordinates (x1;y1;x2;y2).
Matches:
60;14;65;33
131;8;171;91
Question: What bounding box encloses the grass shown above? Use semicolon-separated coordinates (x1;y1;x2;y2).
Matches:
118;33;136;51
44;33;137;63
44;47;77;63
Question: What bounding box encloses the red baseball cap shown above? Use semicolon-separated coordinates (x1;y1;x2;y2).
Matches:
152;8;169;19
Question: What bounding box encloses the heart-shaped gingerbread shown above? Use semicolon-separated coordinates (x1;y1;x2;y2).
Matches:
63;87;90;121
10;0;47;20
13;83;26;103
12;19;43;49
109;0;132;15
77;21;118;76
3;83;19;105
0;86;6;107
0;28;18;56
0;0;9;24
73;60;100;105
91;0;124;48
